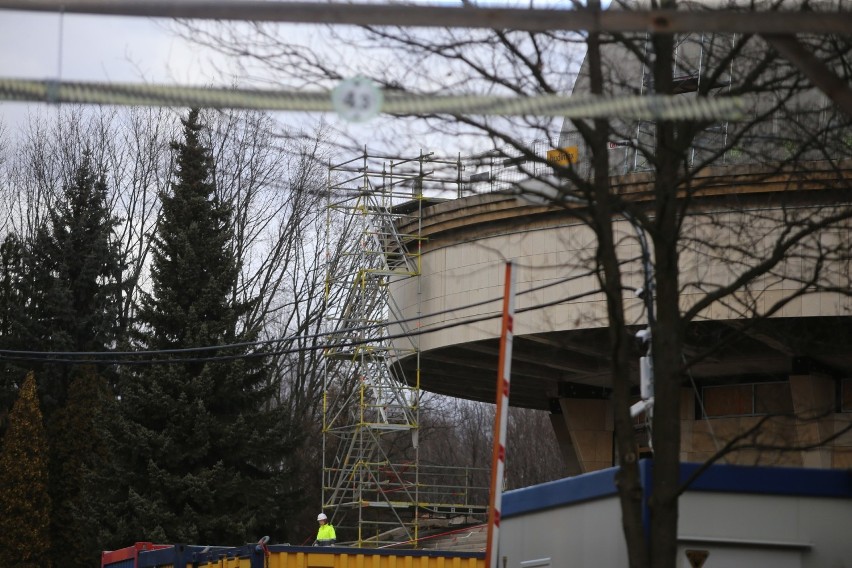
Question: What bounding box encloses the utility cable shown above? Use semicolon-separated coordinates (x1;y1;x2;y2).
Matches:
0;78;747;121
0;285;604;365
0;260;612;363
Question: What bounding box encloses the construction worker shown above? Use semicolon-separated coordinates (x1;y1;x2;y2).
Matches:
314;513;336;546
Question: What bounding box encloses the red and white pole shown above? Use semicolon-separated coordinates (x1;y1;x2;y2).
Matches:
485;261;515;568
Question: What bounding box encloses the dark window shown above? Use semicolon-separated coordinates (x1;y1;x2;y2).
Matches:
755;382;793;415
704;384;753;417
702;381;792;418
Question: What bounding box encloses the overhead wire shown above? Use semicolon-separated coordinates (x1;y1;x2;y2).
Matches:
0;265;615;365
0;78;747;121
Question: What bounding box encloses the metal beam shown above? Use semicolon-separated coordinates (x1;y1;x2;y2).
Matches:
1;1;851;34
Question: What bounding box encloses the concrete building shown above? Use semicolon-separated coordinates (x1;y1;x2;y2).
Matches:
386;23;852;474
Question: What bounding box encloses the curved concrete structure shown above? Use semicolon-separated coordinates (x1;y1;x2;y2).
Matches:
389;161;852;471
385;19;852;473
391;161;852;408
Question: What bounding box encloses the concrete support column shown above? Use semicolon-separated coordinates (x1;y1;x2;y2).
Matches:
551;398;614;473
789;372;835;469
549;413;582;476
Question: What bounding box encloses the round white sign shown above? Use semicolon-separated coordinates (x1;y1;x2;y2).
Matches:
331;76;383;123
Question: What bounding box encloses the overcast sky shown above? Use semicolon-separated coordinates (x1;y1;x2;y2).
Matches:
0;7;445;150
0;2;576;156
0;9;227;132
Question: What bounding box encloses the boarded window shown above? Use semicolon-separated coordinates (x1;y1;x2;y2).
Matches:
755;382;793;415
702;381;792;418
703;384;753;417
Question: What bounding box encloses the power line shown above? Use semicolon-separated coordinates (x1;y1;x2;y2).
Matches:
0;78;747;120
0;267;611;365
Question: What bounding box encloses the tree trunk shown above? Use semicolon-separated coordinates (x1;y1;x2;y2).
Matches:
649;23;683;568
586;5;649;565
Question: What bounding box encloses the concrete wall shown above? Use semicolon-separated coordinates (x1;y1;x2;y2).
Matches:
387;168;852;470
391;214;609;352
390;175;852;354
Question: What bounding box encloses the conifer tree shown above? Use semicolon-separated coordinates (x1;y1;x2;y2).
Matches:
0;234;28;433
40;151;125;412
120;109;295;544
0;371;51;568
50;366;123;567
24;151;127;566
0;228;56;434
0;153;126;564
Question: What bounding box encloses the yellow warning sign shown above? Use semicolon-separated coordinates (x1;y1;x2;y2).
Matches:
685;549;709;568
546;146;579;166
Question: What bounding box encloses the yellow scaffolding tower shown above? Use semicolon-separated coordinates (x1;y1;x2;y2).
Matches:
322;149;486;547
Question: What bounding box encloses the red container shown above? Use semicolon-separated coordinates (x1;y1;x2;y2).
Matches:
101;542;172;568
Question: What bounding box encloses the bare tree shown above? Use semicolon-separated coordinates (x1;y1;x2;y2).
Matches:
107;107;176;334
418;397;565;504
178;2;852;565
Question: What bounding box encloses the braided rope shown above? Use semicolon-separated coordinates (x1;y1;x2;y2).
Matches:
0;77;746;120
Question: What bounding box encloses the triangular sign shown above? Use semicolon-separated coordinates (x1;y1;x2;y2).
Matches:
685;549;709;568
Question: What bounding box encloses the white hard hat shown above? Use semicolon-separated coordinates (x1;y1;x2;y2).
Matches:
317;513;328;522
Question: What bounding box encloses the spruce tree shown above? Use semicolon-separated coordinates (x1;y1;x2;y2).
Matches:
27;151;128;567
41;151;125;411
0;371;51;568
50;366;124;567
0;154;127;564
0;228;57;433
120;109;294;545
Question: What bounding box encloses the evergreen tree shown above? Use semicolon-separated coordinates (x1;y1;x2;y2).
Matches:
0;234;28;434
0;371;51;568
0;152;124;420
120;109;295;545
27;151;128;567
40;151;125;412
0;228;56;436
50;366;124;567
0;151;128;566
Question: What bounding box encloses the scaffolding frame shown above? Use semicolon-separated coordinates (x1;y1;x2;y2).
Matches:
322;149;487;547
635;31;735;171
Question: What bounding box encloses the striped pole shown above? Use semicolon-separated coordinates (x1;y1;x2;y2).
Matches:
485;261;516;568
